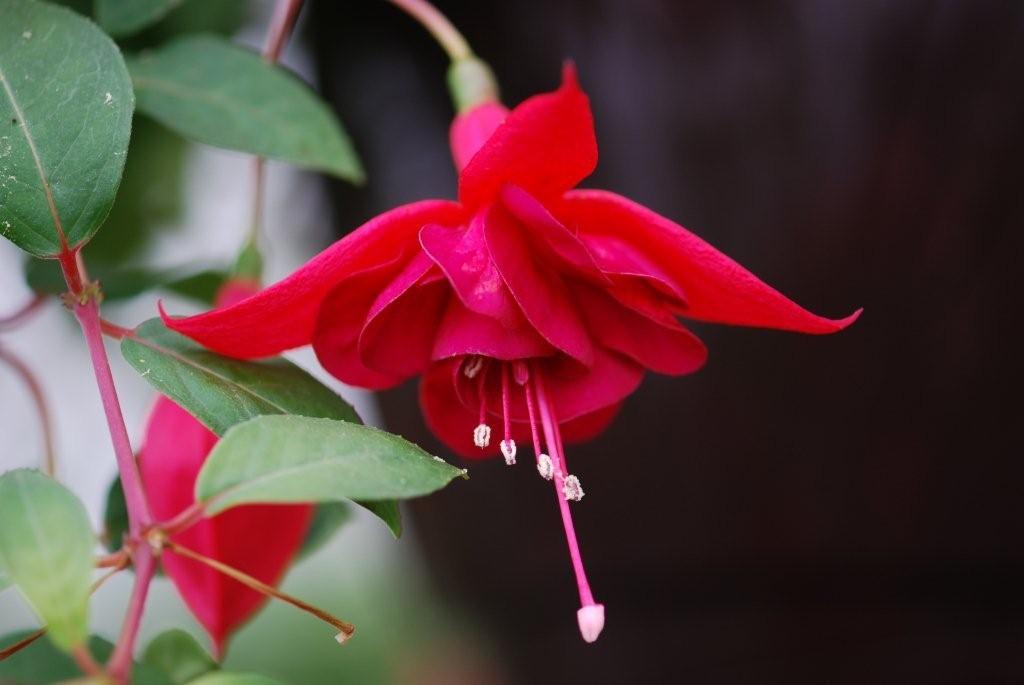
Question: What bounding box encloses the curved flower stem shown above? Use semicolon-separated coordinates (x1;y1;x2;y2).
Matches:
164;539;356;643
0;293;45;332
0;344;57;476
387;0;472;61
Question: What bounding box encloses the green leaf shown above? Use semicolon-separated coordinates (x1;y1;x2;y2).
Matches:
121;319;359;434
128;35;363;182
101;476;129;555
0;0;134;257
95;0;183;37
141;630;216;685
0;631;173;684
196;415;467;516
0;470;94;652
189;674;286;685
297;501;351;560
0;568;9;593
120;318;400;536
25;258;226;304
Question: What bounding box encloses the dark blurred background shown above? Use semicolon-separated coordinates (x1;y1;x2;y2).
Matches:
306;1;1024;683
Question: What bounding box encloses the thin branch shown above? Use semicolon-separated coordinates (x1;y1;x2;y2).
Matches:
72;643;105;678
263;0;304;62
158;500;207;537
74;299;151;533
107;547;156;683
99;318;134;341
165;539;355;643
0;629;46;661
0;344;57;476
0;293;46;331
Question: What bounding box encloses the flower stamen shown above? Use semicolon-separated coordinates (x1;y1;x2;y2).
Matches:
473;422;491;449
562;474;584;502
473;360;491;448
500;364;515;465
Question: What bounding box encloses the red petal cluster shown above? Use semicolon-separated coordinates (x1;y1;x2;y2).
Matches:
141;282;313;657
163;64;858;459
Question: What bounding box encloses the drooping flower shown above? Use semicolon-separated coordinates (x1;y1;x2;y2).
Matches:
162;65;859;643
141;281;313;658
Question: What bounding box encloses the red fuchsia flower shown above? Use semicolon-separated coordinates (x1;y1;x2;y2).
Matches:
161;65;859;643
142;281;313;658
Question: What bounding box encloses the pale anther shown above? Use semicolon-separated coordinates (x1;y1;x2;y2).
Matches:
473;423;491;448
500;439;517;465
537;454;554;480
463;356;484;379
563;474;584;502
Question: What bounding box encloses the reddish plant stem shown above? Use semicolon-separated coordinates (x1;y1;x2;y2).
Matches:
0;344;57;476
74;298;151;534
57;246;153;683
107;547;155;683
159;500;207;537
0;293;45;331
0;628;46;661
165;540;355;642
72;643;105;678
262;0;304;61
245;0;304;249
100;317;134;341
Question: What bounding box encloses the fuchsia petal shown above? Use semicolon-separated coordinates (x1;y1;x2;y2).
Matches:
140;399;312;656
313;260;410;390
163;200;465;358
484;205;594;365
499;184;607;284
420;216;522;327
573;285;708;376
542;348;644;422
432;298;554;361
421;359;493;459
458;63;597;209
359;253;449;377
557;190;861;334
582;232;688;308
421;358;630;458
450;101;510;171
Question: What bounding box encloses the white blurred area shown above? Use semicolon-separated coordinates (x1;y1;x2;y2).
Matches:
0;12;415;662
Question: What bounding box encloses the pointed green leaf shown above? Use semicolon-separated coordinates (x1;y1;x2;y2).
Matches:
0;0;134;257
128;35;363;182
0;470;94;651
0;631;173;684
196;416;467;515
121;318;400;536
95;0;184;37
141;629;216;685
121;319;359;434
